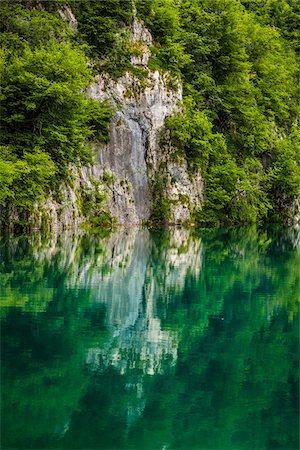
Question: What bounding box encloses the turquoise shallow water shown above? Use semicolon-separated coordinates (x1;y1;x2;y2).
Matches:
1;226;299;450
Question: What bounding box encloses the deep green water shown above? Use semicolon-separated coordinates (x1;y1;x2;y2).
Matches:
1;226;299;450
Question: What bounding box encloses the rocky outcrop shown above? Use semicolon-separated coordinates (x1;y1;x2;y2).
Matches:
17;19;203;230
288;197;300;225
86;69;177;223
84;20;203;225
58;6;77;30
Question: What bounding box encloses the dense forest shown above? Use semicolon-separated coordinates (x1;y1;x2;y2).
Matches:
0;0;299;227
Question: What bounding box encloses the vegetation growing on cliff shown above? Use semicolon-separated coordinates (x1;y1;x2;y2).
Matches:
138;0;299;225
0;0;112;220
0;0;299;227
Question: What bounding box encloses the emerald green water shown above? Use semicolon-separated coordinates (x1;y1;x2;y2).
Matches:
1;226;299;450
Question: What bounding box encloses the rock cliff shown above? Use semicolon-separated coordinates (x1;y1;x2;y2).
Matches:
25;20;204;230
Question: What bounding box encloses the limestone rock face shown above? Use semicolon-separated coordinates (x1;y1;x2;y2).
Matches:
8;20;204;230
288;197;300;225
130;19;152;66
164;161;204;223
85;19;203;225
58;6;77;30
87;68;183;223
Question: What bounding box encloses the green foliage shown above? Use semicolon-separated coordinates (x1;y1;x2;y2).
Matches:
87;210;115;229
78;176;115;229
150;197;172;225
148;0;299;224
0;0;73;45
137;0;191;75
1;0;299;226
149;175;171;225
102;172;116;185
70;0;134;78
1;41;91;164
241;0;300;52
230;158;272;223
0;146;56;210
165;106;272;225
266;124;300;221
0;1;112;222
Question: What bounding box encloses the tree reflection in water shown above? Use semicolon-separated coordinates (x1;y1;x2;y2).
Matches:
1;226;299;449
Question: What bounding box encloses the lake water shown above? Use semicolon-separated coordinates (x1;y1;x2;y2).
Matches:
1;226;299;450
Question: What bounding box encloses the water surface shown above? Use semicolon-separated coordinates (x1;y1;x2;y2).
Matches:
1;226;299;449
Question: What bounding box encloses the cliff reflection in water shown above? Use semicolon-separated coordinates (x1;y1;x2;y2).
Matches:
1;226;299;449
